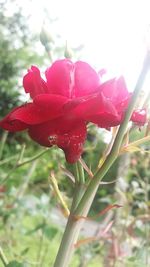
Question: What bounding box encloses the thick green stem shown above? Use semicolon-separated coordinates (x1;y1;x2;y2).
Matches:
53;180;97;267
71;183;86;212
53;215;81;267
53;183;86;267
53;161;87;267
77;161;85;184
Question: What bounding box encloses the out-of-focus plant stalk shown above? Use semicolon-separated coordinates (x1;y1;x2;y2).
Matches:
0;131;8;160
0;148;49;185
49;171;70;217
53;52;150;267
0;246;8;266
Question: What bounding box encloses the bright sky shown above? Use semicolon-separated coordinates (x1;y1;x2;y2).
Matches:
10;0;150;90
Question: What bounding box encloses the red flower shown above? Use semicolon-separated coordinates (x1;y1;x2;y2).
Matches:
0;59;146;163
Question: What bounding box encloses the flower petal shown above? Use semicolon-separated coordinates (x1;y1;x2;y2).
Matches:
0;107;28;132
34;94;68;110
131;109;147;126
99;76;130;107
74;61;100;97
63;124;86;163
63;76;130;128
28;118;87;163
74;93;118;119
63;92;119;128
23;66;48;98
86;112;121;128
45;59;74;98
45;59;100;98
0;94;68;126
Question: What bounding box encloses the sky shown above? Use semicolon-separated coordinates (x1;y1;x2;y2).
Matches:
8;0;150;91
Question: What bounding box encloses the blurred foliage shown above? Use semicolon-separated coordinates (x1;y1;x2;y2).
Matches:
0;0;45;117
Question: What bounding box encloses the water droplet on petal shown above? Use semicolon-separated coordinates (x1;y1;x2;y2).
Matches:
48;135;58;144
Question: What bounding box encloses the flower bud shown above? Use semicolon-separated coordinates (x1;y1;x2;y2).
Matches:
40;26;54;47
64;41;73;59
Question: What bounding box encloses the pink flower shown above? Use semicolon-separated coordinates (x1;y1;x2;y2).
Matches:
0;59;146;163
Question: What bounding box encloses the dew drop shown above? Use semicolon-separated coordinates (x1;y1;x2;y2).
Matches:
48;135;58;144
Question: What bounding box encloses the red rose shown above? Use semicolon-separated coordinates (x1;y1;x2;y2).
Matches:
0;59;146;163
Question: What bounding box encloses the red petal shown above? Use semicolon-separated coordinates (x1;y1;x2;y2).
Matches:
45;59;74;98
115;94;131;113
74;61;100;97
28;118;87;163
131;109;147;126
23;66;48;98
74;93;118;119
63;92;119;128
45;59;100;98
34;94;68;109
0;107;28;132
1;95;68;126
8;103;50;124
86;112;121;128
60;122;87;163
100;76;130;108
63;76;129;128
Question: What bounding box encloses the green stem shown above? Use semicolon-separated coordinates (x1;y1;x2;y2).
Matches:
0;131;8;160
77;161;85;184
0;155;18;166
17;148;49;168
70;183;86;212
0;148;48;167
45;44;53;62
53;182;85;267
0;149;49;185
74;162;80;183
0;246;8;267
53;215;82;267
50;172;70;216
53;161;86;267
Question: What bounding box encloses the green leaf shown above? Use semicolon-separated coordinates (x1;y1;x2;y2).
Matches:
20;247;29;256
25;223;46;235
43;226;58;240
